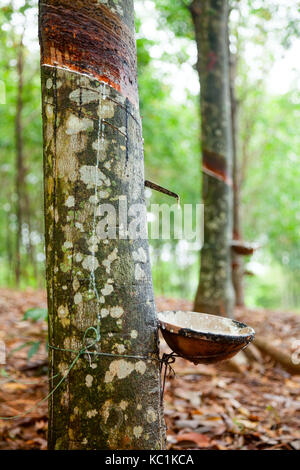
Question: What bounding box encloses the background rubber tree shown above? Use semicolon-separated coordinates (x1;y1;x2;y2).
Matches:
154;0;235;316
39;0;165;450
154;0;300;310
191;0;235;316
229;36;245;307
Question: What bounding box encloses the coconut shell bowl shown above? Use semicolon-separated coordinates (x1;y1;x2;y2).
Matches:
158;310;255;364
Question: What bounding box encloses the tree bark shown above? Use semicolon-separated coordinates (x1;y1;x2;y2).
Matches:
254;336;300;375
191;0;235;317
39;0;165;450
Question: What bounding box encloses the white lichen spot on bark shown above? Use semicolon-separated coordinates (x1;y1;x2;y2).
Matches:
65;195;75;207
79;165;110;188
99;190;110;199
60;391;69;407
101;400;113;424
85;374;93;388
110;306;124;318
69;88;99;105
75;253;83;263
56;135;79;182
92;139;108;161
146;407;157;423
133;426;143;439
82;255;99;272
135;361;146;375
101;279;114;296
100;308;109;318
102;248;118;274
135;264;147;281
58;362;69;376
45;103;53;119
88;234;100;254
58;305;69;320
63;241;73;250
119;400;128;410
98;99;115;119
133;247;147;263
74;292;82;305
87;409;98;418
113;343;125;354
46;78;53;89
54;208;59;223
73;278;80;291
104;359;135;383
65;114;93;135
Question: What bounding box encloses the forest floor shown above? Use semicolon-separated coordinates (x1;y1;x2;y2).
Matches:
0;288;299;450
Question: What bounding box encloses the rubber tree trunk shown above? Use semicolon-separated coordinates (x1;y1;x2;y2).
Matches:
39;0;165;450
230;50;245;307
191;0;235;317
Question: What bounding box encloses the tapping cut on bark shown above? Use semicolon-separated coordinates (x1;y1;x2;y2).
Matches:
39;0;139;106
231;240;258;256
39;0;165;450
202;148;232;186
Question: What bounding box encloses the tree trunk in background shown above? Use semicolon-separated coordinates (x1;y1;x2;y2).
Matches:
39;0;165;450
24;189;38;282
230;49;245;307
191;0;235;317
15;38;25;286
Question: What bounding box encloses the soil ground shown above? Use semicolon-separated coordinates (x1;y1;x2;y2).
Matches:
0;289;299;450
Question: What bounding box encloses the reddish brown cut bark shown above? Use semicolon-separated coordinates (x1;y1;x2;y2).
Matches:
39;0;139;106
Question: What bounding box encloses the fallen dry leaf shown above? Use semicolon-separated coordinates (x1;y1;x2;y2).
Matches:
175;432;211;448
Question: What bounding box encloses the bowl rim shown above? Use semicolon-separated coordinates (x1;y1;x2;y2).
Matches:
157;310;255;343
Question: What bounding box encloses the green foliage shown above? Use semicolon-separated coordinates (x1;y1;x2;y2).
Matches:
0;0;299;310
136;30;201;299
0;0;44;287
154;0;194;40
23;307;48;322
10;340;42;361
142;0;300;309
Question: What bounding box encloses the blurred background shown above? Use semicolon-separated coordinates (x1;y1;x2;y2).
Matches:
0;0;299;310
